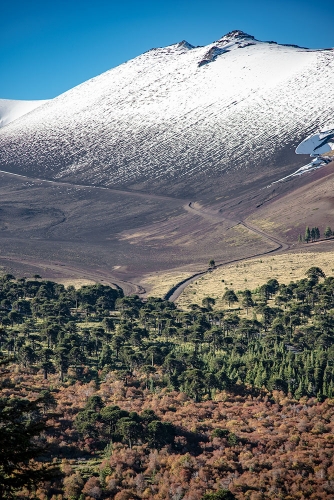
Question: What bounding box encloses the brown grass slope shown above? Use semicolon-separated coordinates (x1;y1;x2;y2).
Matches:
0;157;333;294
246;160;334;243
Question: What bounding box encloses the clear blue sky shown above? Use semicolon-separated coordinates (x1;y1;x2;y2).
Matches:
2;0;333;100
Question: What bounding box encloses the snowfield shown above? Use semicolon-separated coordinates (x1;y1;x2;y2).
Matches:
0;99;49;128
296;124;334;156
0;30;333;193
273;123;334;183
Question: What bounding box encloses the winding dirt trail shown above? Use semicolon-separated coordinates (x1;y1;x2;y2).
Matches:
0;169;185;203
164;202;290;302
241;220;289;253
0;253;145;295
0;169;290;298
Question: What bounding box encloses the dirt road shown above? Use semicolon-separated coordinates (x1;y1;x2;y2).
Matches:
164;202;290;302
0;169;291;298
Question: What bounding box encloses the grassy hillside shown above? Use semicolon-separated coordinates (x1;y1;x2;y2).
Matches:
177;249;334;309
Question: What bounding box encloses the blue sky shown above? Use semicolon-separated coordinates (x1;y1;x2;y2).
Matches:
2;0;334;100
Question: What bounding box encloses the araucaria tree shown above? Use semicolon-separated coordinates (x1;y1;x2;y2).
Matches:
223;289;239;308
324;226;332;238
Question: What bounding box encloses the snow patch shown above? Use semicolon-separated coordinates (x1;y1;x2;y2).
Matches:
272;157;331;184
273;124;334;184
296;131;333;156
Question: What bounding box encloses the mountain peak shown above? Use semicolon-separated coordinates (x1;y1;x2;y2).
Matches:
217;30;255;43
176;40;194;50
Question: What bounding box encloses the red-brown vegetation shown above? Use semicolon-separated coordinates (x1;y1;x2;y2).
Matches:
3;368;334;499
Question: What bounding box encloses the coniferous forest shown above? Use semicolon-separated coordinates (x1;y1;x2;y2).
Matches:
1;268;334;499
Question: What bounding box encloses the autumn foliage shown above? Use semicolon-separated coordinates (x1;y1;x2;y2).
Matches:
0;271;334;498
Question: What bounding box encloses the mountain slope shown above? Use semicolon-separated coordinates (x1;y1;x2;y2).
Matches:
0;99;49;128
0;31;333;199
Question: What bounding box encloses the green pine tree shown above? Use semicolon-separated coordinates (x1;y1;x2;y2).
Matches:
324;226;332;238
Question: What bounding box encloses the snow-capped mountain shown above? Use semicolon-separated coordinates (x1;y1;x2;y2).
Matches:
0;98;49;128
0;30;333;196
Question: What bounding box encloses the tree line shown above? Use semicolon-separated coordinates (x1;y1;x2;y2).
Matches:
0;268;333;402
298;225;334;243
